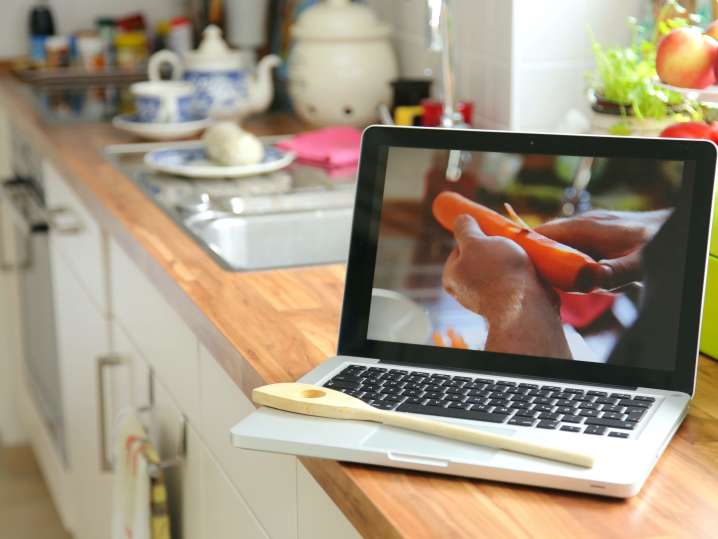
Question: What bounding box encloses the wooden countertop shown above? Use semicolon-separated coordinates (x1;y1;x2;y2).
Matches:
3;75;718;538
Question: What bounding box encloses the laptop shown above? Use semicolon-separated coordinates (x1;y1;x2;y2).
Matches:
232;127;716;497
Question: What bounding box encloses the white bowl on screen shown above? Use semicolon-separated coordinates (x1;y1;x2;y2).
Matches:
367;288;432;345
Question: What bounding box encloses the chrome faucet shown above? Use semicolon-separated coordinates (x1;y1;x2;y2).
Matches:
426;0;466;129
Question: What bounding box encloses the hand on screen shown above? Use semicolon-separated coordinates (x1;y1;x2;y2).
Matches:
535;209;671;290
442;215;571;359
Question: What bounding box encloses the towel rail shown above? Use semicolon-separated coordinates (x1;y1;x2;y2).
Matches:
97;355;187;477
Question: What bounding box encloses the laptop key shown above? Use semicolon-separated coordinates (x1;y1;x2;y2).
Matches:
584;418;635;430
584;425;607;435
532;404;554;412
601;405;625;413
578;409;600;417
509;417;535;427
608;431;630;439
537;420;559;429
617;399;650;408
518;383;539;389
627;412;645;422
492;407;511;415
578;402;601;410
537;412;561;420
471;405;491;412
560;425;581;432
633;396;656;403
601;412;625;420
561;415;583;424
596;397;619;405
610;393;632;399
395;403;509;423
556;406;575;414
587;390;608;397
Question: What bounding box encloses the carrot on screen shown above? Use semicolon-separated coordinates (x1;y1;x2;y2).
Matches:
432;191;604;292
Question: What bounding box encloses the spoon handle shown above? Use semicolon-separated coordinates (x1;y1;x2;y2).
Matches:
376;409;594;468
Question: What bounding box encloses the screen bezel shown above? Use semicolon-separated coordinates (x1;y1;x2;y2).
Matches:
338;126;716;395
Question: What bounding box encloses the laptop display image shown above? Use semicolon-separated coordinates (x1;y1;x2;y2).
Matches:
368;149;692;372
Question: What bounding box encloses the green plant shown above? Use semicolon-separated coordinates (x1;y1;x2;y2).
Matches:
588;17;701;128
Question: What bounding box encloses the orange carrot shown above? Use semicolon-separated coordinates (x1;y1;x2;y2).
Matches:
446;328;469;349
432;191;604;292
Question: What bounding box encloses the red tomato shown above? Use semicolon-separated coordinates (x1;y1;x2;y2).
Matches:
659;121;718;144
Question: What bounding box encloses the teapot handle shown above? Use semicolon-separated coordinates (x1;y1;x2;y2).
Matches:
148;50;184;81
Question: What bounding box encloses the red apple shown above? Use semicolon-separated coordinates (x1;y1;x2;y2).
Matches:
656;27;718;89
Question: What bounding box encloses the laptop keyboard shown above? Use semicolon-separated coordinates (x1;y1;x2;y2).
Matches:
323;365;657;438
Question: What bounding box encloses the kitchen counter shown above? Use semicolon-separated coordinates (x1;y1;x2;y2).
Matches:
2;73;718;538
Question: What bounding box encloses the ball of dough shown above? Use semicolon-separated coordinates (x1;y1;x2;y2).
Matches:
202;122;265;166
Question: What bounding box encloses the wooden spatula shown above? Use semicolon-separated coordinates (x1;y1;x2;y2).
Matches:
253;383;595;468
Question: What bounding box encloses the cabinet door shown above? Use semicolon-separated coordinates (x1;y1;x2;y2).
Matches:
297;463;360;539
51;253;111;539
44;161;108;315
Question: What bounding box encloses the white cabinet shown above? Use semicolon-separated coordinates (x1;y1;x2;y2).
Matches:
44;161;108;316
199;343;298;539
50;252;112;539
13;155;358;539
201;446;269;539
109;237;201;427
297;464;361;539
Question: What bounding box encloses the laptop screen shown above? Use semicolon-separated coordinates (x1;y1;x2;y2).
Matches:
364;144;702;376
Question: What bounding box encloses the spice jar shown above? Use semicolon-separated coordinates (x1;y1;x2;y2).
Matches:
114;32;148;69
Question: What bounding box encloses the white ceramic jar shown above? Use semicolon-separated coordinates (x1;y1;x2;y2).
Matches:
288;0;398;127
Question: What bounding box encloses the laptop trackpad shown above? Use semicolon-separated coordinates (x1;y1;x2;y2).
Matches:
362;423;516;465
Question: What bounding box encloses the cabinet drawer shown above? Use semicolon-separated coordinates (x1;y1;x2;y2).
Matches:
297;463;360;539
44;161;107;314
199;344;297;539
108;238;200;426
202;445;269;539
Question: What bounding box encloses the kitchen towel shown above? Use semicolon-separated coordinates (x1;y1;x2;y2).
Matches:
111;410;172;539
276;126;362;168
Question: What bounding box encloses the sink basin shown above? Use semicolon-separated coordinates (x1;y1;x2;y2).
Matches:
184;208;353;270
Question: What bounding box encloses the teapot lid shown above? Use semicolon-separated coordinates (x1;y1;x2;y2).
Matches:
185;25;242;69
292;0;391;40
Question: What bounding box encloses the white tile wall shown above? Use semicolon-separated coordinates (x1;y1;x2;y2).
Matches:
0;0;182;59
370;0;643;131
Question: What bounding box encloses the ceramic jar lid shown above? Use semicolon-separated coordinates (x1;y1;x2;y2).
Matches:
183;25;242;71
292;0;391;40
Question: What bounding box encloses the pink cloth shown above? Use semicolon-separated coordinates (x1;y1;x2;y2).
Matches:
277;126;362;168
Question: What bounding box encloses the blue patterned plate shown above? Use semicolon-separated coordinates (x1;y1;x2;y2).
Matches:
143;143;295;178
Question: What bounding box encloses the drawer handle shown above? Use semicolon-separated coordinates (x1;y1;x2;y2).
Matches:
47;206;84;235
97;355;125;472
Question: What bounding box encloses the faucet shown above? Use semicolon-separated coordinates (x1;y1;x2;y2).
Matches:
426;0;466;129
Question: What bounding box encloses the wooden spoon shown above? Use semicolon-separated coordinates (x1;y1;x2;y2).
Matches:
253;383;595;468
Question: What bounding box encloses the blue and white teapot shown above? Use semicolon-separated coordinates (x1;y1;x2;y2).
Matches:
148;25;280;120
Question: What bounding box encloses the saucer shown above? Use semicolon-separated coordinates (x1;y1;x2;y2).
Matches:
144;143;296;179
112;114;213;141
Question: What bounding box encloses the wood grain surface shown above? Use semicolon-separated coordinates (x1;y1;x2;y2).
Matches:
2;74;718;538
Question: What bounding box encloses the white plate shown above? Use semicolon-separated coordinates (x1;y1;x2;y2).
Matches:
143;143;296;179
655;80;718;103
113;114;213;141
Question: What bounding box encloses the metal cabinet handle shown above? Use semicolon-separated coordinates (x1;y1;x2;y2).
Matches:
47;206;83;235
97;355;125;472
97;360;187;476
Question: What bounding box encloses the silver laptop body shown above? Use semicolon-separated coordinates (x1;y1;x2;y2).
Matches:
232;128;715;498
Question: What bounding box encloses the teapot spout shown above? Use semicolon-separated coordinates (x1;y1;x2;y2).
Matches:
246;54;281;115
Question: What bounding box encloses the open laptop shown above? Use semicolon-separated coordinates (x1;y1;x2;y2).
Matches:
232;127;716;497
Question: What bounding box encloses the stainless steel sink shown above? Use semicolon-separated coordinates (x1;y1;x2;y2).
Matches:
105;141;357;271
185;208;353;270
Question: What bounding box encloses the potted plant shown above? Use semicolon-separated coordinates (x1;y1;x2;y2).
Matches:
588;16;702;136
